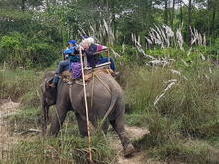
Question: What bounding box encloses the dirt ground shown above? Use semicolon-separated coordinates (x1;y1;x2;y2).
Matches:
0;99;20;160
109;125;166;164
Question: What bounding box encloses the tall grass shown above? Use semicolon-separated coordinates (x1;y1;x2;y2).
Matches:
0;68;42;101
4;132;116;164
5;108;116;164
122;63;219;162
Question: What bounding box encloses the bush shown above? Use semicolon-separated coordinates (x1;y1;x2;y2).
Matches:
203;38;219;61
28;43;58;68
0;32;59;68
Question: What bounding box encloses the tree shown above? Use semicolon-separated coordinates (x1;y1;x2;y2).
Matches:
171;0;176;27
188;0;193;43
0;0;43;11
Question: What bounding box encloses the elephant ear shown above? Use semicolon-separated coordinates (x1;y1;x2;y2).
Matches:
45;78;53;89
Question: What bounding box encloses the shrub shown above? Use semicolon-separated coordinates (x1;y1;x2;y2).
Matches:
0;32;59;68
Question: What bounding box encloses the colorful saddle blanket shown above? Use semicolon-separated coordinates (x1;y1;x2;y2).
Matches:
61;68;113;84
71;62;82;79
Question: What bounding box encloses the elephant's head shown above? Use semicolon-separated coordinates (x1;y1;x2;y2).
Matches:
41;71;57;106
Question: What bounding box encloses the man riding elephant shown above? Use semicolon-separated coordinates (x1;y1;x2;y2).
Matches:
50;40;79;87
42;69;135;157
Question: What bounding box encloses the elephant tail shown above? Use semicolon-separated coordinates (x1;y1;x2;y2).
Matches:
101;87;119;125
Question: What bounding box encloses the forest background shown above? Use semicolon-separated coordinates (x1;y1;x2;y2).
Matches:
0;0;219;163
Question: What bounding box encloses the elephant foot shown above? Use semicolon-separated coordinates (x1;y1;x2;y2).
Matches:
123;143;135;157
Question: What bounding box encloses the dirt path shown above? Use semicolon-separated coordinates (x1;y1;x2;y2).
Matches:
110;125;164;164
0;99;20;159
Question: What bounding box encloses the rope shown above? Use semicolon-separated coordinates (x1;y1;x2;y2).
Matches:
79;47;93;162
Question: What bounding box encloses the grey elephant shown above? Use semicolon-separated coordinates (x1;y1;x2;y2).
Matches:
41;70;135;156
41;71;58;134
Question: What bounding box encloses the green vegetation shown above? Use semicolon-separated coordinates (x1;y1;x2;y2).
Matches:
1;47;218;163
5;132;115;164
0;69;42;100
122;53;219;162
0;0;219;163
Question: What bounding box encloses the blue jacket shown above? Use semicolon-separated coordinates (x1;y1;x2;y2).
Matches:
65;47;80;62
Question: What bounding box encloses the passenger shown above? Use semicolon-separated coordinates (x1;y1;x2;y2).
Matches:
68;40;78;49
50;40;78;87
68;40;80;63
80;37;116;71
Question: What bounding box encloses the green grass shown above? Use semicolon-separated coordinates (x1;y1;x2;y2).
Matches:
150;140;219;163
0;69;43;101
122;62;219;163
6;108;116;164
6;100;116;164
8;107;41;132
208;137;219;149
4;132;116;164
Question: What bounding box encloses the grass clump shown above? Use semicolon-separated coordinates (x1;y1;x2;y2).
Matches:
0;69;42;101
155;69;219;138
21;89;41;107
5;132;116;164
8;107;41;132
150;140;219;163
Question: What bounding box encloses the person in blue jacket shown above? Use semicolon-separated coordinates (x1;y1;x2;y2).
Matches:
50;40;79;87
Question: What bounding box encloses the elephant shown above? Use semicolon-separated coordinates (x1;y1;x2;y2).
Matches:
40;71;58;134
41;70;135;156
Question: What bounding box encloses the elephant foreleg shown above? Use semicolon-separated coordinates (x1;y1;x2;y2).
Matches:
101;120;109;135
48;105;68;136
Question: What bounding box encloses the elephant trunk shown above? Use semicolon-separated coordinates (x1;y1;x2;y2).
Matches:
42;98;49;136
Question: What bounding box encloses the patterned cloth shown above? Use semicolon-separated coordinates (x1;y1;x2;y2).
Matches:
71;62;82;79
